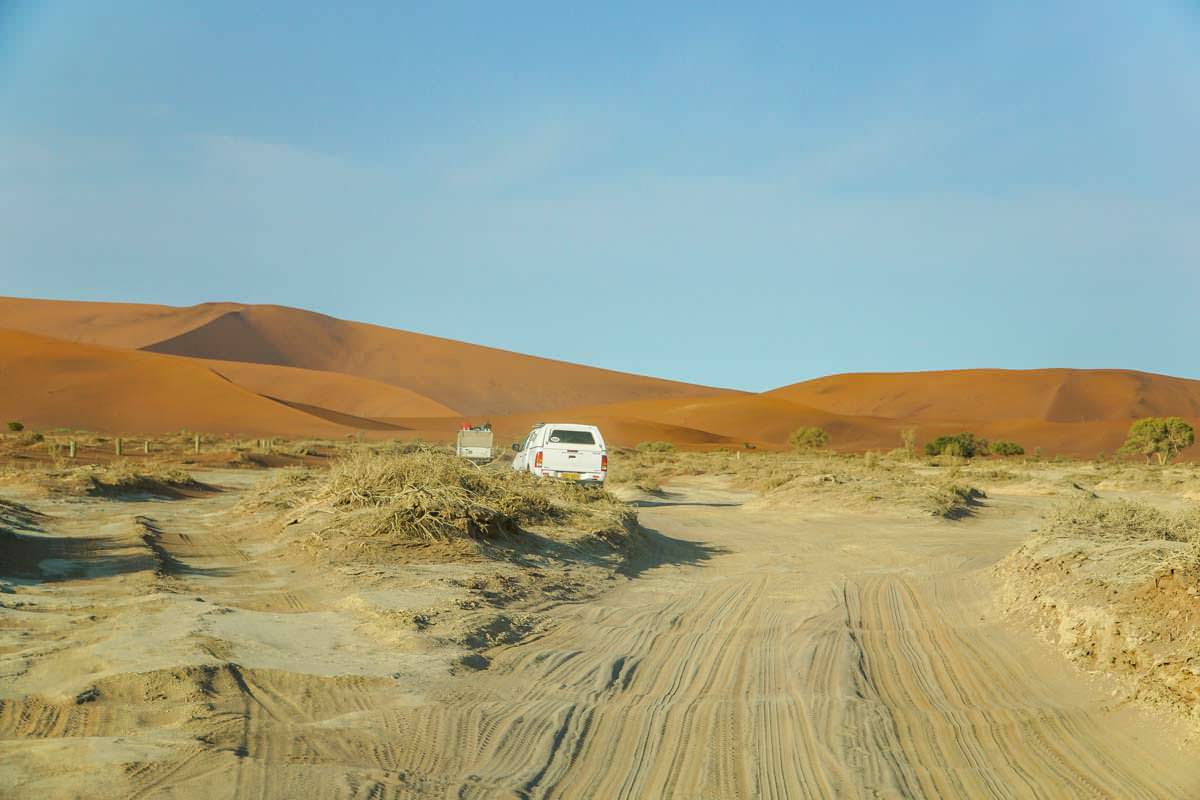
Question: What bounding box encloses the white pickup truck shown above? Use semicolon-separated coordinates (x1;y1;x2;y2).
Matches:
512;423;608;485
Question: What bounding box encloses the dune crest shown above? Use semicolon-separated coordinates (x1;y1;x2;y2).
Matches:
770;368;1200;424
0;297;736;416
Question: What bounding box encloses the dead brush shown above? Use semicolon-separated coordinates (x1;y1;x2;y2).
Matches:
291;447;636;545
920;483;987;519
0;461;202;497
606;448;717;491
239;466;317;510
1033;497;1200;585
1043;498;1200;544
744;453;987;519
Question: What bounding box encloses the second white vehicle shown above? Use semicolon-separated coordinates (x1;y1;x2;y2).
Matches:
512;423;607;485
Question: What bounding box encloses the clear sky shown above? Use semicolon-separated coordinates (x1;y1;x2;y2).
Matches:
1;1;1197;390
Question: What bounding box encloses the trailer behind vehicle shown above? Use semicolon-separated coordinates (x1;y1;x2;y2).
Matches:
456;427;494;461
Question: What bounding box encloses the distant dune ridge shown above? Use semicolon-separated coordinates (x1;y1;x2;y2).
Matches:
0;296;1197;456
770;369;1200;423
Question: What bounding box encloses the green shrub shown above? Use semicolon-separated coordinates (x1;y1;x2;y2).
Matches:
924;432;988;458
6;421;24;432
789;427;829;452
991;440;1025;457
635;441;676;453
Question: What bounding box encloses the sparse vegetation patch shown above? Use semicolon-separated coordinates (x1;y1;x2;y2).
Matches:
924;432;987;458
0;462;207;498
264;448;639;557
788;427;829;452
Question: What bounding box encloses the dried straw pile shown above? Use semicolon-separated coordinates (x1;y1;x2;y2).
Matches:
274;447;637;546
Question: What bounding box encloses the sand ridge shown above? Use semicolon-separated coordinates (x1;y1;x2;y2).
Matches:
0;297;735;416
771;368;1200;424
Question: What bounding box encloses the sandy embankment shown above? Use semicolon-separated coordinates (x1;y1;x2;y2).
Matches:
996;498;1200;729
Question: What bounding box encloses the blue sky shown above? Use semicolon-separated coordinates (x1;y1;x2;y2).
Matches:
1;1;1197;390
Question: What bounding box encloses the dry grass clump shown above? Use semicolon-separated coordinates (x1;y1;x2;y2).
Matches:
0;461;204;498
920;484;988;519
1042;498;1200;545
1088;462;1200;497
607;448;728;493
276;448;637;547
962;466;1024;483
609;449;988;518
239;466;317;510
745;454;987;519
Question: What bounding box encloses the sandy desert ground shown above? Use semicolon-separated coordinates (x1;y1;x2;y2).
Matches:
3;454;1198;799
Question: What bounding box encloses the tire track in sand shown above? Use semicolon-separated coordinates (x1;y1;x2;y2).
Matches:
354;506;1200;799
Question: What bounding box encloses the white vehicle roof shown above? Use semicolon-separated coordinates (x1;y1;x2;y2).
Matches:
535;422;601;431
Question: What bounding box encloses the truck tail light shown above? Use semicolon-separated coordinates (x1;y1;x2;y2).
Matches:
601;455;608;472
534;451;543;468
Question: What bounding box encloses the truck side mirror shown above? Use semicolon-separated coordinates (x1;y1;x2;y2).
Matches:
511;443;519;451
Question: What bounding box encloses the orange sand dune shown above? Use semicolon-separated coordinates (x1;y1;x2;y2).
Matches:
0;297;239;349
6;297;1200;457
770;369;1200;423
202;360;459;419
537;394;901;450
0;297;737;415
0;329;360;437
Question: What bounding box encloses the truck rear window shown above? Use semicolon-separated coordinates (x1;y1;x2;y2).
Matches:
548;429;596;445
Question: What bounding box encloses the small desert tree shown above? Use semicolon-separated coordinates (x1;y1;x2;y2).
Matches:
991;440;1025;457
789;426;829;452
6;421;24;432
924;432;988;458
1119;417;1195;465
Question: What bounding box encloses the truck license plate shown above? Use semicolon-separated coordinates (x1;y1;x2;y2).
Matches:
559;472;580;480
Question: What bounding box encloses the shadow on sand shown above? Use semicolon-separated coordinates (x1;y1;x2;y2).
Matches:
1;502;234;583
480;522;725;582
628;498;743;509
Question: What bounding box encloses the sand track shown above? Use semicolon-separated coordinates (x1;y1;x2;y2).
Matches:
2;477;1197;798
